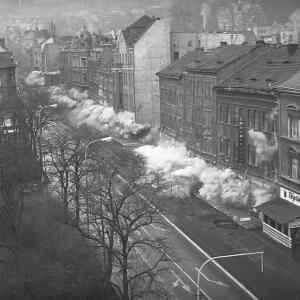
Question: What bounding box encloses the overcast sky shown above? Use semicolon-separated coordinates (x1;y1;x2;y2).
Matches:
1;0;300;23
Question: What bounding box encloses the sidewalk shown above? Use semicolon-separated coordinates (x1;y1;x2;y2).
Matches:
154;194;300;300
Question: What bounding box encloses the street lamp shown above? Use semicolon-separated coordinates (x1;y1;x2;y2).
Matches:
195;251;264;300
84;136;113;161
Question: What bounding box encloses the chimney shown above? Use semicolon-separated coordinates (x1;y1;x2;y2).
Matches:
0;38;5;49
287;43;298;56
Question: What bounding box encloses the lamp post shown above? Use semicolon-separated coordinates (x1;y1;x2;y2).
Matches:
84;136;113;161
195;251;264;300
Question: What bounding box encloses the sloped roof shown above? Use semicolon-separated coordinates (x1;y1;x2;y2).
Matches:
274;70;300;92
157;44;260;79
257;198;300;224
122;15;156;48
157;49;203;79
185;45;259;73
219;44;300;93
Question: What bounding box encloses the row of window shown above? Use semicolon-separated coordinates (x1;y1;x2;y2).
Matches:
218;104;275;132
122;71;134;87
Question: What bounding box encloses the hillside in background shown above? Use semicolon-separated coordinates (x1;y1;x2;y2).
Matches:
1;0;300;33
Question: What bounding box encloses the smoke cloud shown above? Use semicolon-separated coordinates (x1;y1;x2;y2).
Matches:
135;139;252;208
248;129;277;163
48;86;77;108
25;71;45;86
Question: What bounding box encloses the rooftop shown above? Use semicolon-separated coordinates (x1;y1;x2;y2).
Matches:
219;44;300;93
122;15;156;48
274;70;300;92
158;44;261;78
257;198;300;224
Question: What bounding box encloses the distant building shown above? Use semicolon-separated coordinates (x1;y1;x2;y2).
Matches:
157;44;264;162
87;45;122;110
170;31;256;62
0;38;31;150
117;15;171;126
253;22;299;45
60;48;89;90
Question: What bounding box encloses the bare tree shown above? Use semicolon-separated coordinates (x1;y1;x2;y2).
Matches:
76;154;170;300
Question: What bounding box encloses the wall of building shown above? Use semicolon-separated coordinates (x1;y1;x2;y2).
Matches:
134;18;171;126
182;72;217;160
170;32;198;62
159;76;184;138
42;43;60;72
216;90;277;181
278;92;300;195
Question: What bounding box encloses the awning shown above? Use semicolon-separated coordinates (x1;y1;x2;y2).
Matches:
256;198;300;224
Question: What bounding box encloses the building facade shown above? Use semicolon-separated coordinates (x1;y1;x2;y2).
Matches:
158;44;265;161
60;48;90;90
117;15;171;126
87;46;122;110
257;72;300;250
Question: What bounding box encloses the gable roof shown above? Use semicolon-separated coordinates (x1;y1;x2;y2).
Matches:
122;15;156;48
157;44;261;79
219;44;300;94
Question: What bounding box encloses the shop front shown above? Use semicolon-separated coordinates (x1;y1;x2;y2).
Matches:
257;187;300;250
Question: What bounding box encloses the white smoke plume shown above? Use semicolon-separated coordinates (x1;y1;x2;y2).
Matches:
135;140;252;207
70;99;146;139
25;71;45;86
268;104;279;121
248;129;277;163
48;86;77;108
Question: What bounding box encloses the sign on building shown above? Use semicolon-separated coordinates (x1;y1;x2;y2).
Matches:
280;187;300;207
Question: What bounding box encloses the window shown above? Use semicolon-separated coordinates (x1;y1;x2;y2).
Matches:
219;138;231;159
248;144;258;167
187;40;193;47
261;112;268;131
291;158;299;179
81;57;87;68
173;51;179;61
288;116;300;140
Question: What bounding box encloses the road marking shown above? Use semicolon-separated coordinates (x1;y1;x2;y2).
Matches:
140;226;212;300
171;270;192;293
116;173;259;300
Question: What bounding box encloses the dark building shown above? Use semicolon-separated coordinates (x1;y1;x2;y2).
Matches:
216;44;300;183
157;44;265;161
87;45;122;110
257;69;300;250
60;48;90;90
0;39;39;182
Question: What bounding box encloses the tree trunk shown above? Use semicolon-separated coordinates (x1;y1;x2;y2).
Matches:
74;160;80;226
122;255;130;300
